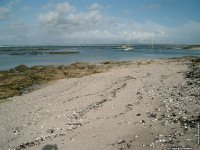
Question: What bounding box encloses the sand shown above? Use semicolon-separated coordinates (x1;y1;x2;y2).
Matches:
0;58;199;150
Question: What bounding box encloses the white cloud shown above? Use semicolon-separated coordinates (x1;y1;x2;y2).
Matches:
169;21;200;43
0;0;20;20
0;7;10;20
39;2;102;33
42;2;54;10
37;2;181;44
7;0;21;7
89;3;102;10
0;1;200;45
55;2;75;13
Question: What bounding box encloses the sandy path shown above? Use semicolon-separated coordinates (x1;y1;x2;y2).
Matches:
0;58;199;150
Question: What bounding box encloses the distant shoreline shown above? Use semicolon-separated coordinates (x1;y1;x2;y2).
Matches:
0;44;200;71
0;44;200;47
182;46;200;50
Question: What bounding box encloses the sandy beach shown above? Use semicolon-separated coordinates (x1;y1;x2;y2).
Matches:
0;57;199;150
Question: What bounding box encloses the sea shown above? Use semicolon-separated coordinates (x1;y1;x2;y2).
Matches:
0;44;200;70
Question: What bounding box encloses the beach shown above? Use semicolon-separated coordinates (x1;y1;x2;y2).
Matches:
0;57;199;150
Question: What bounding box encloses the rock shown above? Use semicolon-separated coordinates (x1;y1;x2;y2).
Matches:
126;104;132;107
117;139;126;144
47;129;55;134
136;113;141;116
126;143;131;148
147;112;157;118
15;65;29;72
13;127;20;134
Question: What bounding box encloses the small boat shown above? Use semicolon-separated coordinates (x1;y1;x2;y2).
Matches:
115;45;134;51
123;47;134;51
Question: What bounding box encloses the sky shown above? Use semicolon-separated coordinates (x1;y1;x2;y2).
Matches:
0;0;200;45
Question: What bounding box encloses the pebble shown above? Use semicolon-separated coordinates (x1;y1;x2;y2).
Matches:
150;143;154;147
47;129;55;134
117;139;125;144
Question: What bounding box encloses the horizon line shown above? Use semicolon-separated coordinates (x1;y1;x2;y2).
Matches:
0;43;200;47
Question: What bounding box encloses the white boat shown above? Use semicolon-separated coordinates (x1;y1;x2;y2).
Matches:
115;45;134;51
123;47;134;51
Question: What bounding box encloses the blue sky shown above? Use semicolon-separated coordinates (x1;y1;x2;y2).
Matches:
0;0;200;45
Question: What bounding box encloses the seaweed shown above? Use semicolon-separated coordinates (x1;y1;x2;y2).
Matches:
0;62;110;100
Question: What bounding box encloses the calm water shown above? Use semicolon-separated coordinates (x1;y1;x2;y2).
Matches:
0;45;199;70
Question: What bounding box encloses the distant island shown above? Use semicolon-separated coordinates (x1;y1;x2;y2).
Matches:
181;44;200;50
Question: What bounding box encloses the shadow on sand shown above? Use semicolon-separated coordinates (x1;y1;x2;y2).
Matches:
42;144;58;150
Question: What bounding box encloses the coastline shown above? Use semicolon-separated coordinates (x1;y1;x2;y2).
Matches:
0;61;132;100
0;56;198;101
0;57;199;150
1;44;200;71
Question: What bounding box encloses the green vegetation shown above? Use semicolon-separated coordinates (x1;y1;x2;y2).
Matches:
0;60;136;101
0;62;113;100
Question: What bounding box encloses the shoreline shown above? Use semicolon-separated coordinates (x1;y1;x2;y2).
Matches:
0;45;200;71
0;57;199;149
0;61;133;100
0;56;198;101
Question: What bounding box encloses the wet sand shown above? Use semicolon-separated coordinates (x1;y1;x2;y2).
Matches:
0;57;199;150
